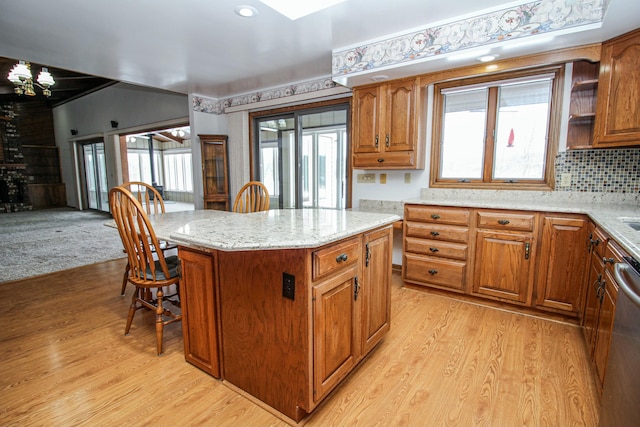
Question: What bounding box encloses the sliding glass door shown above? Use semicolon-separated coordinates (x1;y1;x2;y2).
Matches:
82;141;108;211
255;105;348;209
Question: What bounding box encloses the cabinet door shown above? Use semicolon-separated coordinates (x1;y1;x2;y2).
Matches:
594;271;617;389
200;134;229;210
473;230;534;304
313;265;359;402
384;79;415;152
361;227;392;355
178;247;220;377
535;215;588;314
582;252;604;355
593;28;640;147
352;86;381;154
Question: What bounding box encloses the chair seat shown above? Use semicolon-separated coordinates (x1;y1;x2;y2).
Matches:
145;255;180;280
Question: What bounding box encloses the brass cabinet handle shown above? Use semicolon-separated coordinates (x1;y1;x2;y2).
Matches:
354;275;360;301
385;134;390;147
428;269;438;275
377;158;385;162
375;135;379;148
603;257;615;264
429;247;439;253
498;219;510;225
430;231;440;236
524;242;530;260
431;214;441;220
336;253;348;263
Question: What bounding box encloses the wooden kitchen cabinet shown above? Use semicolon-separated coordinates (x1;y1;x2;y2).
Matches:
566;60;599;149
582;225;608;352
212;225;392;422
592;241;626;391
403;205;470;292
535;214;589;315
361;227;392;355
472;210;537;305
352;78;424;169
313;264;359;401
199;134;230;210
178;246;220;378
593;28;640;148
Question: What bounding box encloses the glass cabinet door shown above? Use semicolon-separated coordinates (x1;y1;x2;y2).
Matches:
200;134;229;210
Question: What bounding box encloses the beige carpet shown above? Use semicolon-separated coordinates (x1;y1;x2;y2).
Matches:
0;208;126;283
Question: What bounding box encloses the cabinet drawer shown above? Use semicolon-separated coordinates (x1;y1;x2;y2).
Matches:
352;151;416;169
590;227;609;258
405;237;467;260
403;253;466;291
313;237;361;281
476;211;536;232
603;241;626;282
405;205;470;226
405;221;469;243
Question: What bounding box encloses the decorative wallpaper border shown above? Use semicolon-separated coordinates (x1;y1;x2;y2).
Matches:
332;0;608;78
192;77;339;115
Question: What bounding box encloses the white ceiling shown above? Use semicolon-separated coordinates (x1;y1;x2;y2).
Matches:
0;0;638;99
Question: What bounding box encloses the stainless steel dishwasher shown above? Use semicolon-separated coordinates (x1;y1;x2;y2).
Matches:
599;255;640;427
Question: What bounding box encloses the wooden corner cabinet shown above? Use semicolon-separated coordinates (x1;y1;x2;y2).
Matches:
593;28;640;148
352;78;424;169
199;134;229;210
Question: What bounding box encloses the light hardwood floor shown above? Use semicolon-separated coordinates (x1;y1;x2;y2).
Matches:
0;259;599;426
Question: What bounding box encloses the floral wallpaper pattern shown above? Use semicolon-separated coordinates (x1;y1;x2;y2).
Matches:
332;0;608;78
193;77;338;115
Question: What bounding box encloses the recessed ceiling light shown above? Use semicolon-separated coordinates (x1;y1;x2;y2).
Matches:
235;5;259;17
258;0;346;20
478;55;497;62
371;75;389;82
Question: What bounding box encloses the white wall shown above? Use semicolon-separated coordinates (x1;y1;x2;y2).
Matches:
53;83;189;208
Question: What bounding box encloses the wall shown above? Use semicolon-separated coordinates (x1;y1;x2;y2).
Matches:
53;83;189;208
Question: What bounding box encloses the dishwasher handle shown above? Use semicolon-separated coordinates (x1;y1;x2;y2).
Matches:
614;263;640;308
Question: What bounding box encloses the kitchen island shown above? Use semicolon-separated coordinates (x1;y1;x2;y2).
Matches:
147;208;400;423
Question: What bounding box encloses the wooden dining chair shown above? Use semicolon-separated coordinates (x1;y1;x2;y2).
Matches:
233;181;270;213
109;186;182;355
119;181;177;296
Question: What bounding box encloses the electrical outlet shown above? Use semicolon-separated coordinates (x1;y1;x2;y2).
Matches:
404;173;411;184
357;173;375;183
283;273;295;300
379;173;387;184
561;173;571;187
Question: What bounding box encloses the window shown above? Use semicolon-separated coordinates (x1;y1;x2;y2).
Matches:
251;100;349;209
163;151;193;192
431;66;563;189
127;150;163;185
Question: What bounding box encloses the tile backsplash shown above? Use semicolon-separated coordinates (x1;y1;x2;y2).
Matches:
555;148;640;193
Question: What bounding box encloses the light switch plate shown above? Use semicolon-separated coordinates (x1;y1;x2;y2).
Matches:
561;173;571;187
379;173;387;184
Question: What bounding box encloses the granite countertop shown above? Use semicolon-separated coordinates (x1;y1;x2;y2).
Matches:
398;189;640;262
147;208;400;251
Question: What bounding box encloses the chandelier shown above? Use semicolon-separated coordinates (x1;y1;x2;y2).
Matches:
7;60;56;97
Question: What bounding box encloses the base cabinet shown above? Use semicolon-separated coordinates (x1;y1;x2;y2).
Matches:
403;205;594;316
179;225;393;423
473;229;534;304
535;215;589;315
178;247;220;378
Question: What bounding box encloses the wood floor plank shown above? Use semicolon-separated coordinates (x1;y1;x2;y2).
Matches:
0;259;598;426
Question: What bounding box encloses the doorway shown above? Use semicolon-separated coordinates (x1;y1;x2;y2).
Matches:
254;103;349;209
80;140;108;212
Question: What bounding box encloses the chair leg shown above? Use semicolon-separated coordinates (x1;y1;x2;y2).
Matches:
155;287;164;356
120;263;130;296
124;288;138;336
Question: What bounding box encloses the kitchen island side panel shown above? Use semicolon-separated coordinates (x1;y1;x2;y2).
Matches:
217;248;312;421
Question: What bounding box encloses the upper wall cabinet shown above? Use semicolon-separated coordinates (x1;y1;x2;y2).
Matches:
593;28;640;148
352;78;424;169
566;60;599;150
